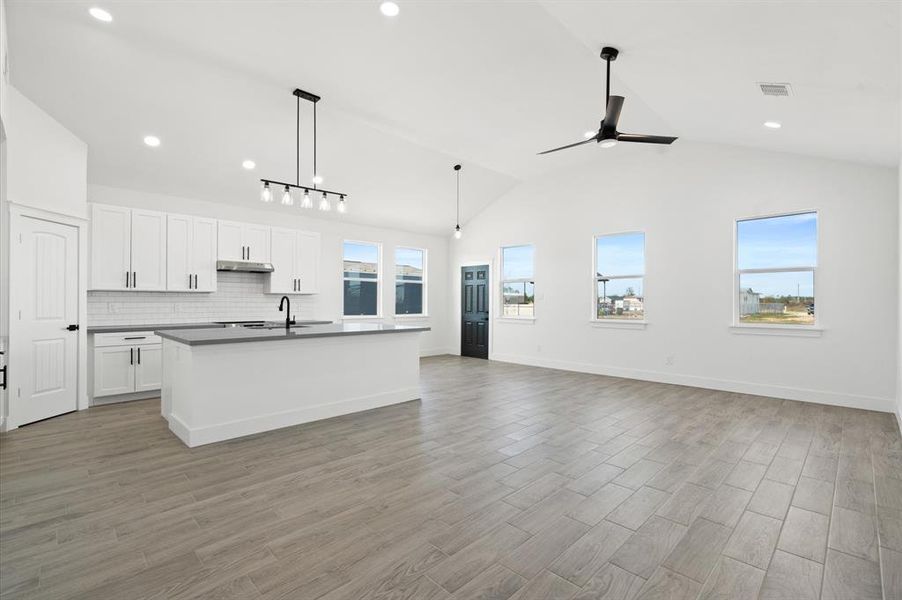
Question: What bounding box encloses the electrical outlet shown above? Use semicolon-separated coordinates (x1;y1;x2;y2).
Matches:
665;355;675;366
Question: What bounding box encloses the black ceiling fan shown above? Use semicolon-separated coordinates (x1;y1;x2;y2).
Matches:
538;47;677;155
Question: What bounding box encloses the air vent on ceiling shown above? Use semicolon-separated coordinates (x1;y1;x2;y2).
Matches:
758;82;792;97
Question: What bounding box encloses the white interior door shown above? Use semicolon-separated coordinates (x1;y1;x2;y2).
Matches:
130;209;166;291
192;217;217;292
17;217;79;425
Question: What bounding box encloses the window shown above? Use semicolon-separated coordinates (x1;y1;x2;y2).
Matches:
594;232;645;320
395;247;426;316
343;241;380;316
501;245;535;318
736;212;817;325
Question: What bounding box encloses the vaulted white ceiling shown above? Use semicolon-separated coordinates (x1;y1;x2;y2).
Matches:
5;1;899;234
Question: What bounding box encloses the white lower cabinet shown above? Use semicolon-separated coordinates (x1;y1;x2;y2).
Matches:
94;346;136;396
92;332;162;399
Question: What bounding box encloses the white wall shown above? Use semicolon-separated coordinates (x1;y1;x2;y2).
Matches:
452;142;899;413
4;86;87;218
88;184;453;356
0;84;89;428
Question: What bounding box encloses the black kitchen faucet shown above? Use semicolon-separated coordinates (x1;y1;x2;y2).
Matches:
278;296;295;330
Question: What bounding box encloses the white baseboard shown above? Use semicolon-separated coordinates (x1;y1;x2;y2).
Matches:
0;416;7;433
420;348;450;357
491;352;896;414
168;387;421;447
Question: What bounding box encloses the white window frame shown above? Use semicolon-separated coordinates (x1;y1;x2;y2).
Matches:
342;240;382;319
591;231;647;325
499;244;535;320
733;210;819;331
394;246;427;318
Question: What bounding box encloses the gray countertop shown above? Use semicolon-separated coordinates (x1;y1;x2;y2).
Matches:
153;323;430;346
87;321;331;334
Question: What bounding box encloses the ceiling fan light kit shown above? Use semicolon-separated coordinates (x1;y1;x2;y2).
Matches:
260;88;348;213
539;46;677;155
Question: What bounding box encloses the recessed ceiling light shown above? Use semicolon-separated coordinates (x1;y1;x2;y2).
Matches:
242;160;256;170
380;2;400;17
89;7;112;22
143;135;161;147
763;121;782;129
583;131;595;139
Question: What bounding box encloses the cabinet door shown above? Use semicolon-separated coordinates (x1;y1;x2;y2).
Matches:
130;209;167;291
217;220;244;261
192;217;218;292
243;224;271;262
90;204;131;290
296;231;321;294
93;346;135;397
166;214;192;291
134;345;162;392
266;227;297;294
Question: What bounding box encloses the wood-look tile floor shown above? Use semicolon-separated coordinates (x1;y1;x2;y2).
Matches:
2;356;901;600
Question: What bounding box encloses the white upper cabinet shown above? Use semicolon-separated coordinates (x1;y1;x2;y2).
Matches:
91;204;131;290
192;218;217;292
217;220;244;261
267;227;298;294
167;214;217;292
90;204;165;291
130;209;167;291
217;220;270;263
265;229;320;294
297;231;320;294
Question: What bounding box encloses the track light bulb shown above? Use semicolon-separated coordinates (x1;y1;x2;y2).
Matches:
454;225;462;239
281;186;293;206
337;196;347;213
261;182;272;202
318;193;331;211
300;190;313;209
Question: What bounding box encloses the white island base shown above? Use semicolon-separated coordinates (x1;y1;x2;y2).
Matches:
160;329;422;447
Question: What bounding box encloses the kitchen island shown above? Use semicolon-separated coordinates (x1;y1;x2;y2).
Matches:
156;322;430;447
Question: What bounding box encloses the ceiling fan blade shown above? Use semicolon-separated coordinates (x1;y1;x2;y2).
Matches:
602;96;625;131
616;133;678;145
537;138;595;155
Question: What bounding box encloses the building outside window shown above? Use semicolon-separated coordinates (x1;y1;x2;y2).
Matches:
395;247;426;316
594;232;645;320
501;244;535;318
736;212;817;325
343;241;381;316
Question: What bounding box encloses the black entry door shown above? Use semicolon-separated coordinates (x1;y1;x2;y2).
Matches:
461;265;489;358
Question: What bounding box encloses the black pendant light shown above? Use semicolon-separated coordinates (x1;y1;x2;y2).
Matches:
260;88;348;213
453;164;462;239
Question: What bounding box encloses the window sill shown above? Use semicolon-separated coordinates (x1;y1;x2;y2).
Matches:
729;324;823;338
496;317;536;324
394;314;429;320
342;315;384;321
590;320;647;330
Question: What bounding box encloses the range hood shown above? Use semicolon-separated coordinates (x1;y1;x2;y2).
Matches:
216;260;275;273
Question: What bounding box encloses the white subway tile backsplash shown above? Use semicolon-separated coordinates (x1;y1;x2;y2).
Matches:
88;271;318;326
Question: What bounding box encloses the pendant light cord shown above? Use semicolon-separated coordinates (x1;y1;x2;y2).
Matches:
313;102;318;191
296;95;300;186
